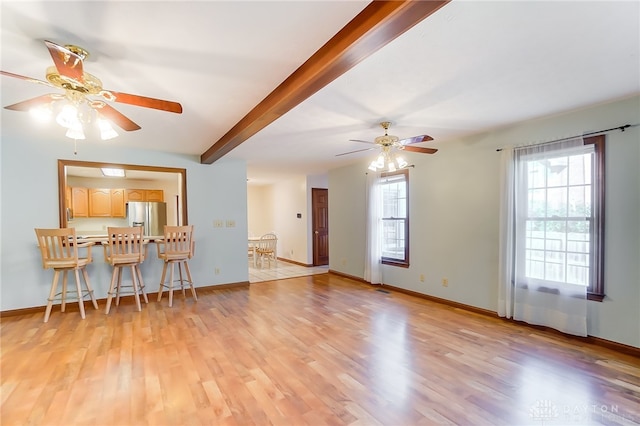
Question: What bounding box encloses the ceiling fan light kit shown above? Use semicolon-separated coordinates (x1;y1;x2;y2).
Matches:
368;147;408;172
1;40;182;149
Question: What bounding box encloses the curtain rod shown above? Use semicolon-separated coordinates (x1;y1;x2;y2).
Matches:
495;124;635;152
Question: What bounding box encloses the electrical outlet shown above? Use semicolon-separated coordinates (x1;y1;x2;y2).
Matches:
215;268;220;275
226;220;235;227
420;274;425;282
341;258;347;266
442;278;449;287
213;220;223;228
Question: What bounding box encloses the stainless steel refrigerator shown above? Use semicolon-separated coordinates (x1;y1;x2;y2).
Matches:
127;202;167;236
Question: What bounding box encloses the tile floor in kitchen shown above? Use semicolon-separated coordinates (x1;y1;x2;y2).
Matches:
248;258;329;283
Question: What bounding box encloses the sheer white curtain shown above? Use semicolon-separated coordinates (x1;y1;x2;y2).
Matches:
498;138;588;336
364;172;382;284
498;148;516;319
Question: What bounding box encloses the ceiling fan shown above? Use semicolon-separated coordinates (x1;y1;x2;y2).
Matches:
337;121;437;158
0;40;182;136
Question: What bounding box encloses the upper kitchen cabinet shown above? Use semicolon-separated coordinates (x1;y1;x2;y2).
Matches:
88;188;111;217
111;189;126;218
125;189;145;202
145;190;164;202
71;187;89;218
87;188;125;217
126;189;164;202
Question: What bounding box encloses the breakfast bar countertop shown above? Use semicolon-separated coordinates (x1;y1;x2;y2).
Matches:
76;235;164;244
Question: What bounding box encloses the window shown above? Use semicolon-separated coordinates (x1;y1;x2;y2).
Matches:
516;136;604;300
380;169;409;267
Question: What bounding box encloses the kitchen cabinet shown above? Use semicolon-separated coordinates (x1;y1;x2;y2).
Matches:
145;190;164;202
88;188;127;217
89;188;111;217
71;187;89;218
125;189;146;202
126;189;164;202
111;189;126;217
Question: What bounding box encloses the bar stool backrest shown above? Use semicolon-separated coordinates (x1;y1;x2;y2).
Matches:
105;226;145;264
35;227;82;269
162;225;194;261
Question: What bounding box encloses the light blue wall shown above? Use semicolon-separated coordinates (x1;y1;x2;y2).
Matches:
1;126;249;311
329;96;640;348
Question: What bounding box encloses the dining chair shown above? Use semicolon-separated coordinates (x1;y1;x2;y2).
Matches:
256;233;278;268
103;226;149;314
34;227;99;322
156;225;197;307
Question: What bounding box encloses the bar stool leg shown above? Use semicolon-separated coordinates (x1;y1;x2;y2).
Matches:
61;270;68;313
74;269;86;319
136;265;149;304
130;265;142;312
44;270;61;323
168;262;175;308
178;262;186;296
115;268;124;306
81;268;99;310
105;267;119;314
184;261;197;301
158;262;168;302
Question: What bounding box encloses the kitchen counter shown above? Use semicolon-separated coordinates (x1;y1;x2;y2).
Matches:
76;235;164;244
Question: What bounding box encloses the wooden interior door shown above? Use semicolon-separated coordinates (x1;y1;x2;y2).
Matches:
312;188;329;266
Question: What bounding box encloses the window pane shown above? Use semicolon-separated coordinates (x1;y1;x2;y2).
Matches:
546;157;569;187
528;189;546;217
568;153;592;186
568;186;588;217
547;187;568;217
529;162;546;188
382;219;405;259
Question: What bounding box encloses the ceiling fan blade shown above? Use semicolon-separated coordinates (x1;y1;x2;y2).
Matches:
348;139;375;145
398;134;434;145
44;40;85;82
336;147;376;157
402;145;438;154
1;70;57;88
92;103;141;131
4;94;60;111
104;90;183;114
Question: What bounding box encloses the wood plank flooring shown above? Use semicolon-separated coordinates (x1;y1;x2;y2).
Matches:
1;273;639;425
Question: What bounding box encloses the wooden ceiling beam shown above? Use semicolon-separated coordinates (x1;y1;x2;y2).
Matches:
200;0;450;165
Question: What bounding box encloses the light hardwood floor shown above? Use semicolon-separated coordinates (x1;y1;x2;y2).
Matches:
1;273;638;425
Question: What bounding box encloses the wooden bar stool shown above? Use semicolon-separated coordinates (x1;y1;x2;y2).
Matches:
34;228;99;322
103;226;149;314
156;225;197;307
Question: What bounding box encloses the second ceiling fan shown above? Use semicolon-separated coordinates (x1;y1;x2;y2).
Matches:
337;121;437;157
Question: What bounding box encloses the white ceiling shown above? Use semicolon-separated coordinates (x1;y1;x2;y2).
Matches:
2;1;639;185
